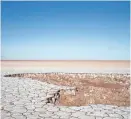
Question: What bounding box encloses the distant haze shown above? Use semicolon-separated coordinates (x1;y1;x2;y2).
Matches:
2;60;130;74
1;1;130;60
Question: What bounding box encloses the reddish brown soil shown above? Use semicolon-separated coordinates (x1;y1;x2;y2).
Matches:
4;73;130;106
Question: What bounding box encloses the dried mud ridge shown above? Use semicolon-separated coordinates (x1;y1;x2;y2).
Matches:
4;73;130;107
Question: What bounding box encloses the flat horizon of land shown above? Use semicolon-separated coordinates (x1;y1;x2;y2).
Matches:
1;60;130;61
1;60;130;69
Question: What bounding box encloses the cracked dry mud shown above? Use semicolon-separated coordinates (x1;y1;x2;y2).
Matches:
1;71;130;119
5;73;130;107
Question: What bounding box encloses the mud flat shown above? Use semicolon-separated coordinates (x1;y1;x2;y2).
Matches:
1;62;130;119
1;60;130;73
4;72;130;107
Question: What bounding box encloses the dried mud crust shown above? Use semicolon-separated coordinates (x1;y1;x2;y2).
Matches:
4;73;130;106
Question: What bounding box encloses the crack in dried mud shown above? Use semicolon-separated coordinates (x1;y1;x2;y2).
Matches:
4;73;130;107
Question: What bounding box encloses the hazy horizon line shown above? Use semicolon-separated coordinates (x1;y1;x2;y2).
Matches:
1;60;130;61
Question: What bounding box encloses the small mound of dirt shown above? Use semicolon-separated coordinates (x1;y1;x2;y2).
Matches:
4;73;130;106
